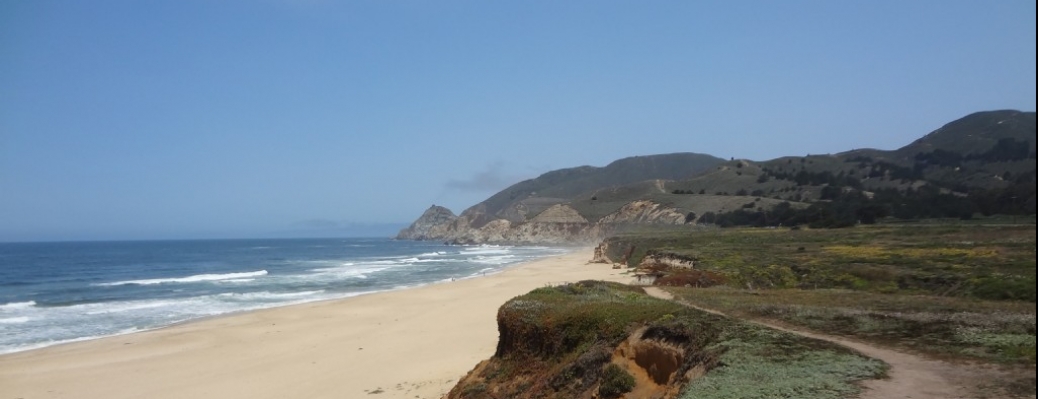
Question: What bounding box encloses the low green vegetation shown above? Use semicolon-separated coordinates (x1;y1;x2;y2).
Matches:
679;328;885;399
600;221;1036;367
447;281;885;399
704;182;1034;228
494;281;685;359
667;287;1036;364
605;223;1036;302
598;364;635;398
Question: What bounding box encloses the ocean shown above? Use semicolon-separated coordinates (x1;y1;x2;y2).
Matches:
0;238;568;354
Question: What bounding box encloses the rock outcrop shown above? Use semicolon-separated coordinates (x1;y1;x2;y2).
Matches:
395;205;458;240
529;204;588;224
598;200;688;225
590;241;613;263
396;199;694;245
638;251;698;269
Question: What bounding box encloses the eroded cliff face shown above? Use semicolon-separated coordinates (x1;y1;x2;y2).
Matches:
529;204;588;224
397;200;692;244
638;251;698;269
598;200;688;225
445;282;722;399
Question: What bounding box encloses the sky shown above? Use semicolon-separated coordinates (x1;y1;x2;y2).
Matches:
1;1;1035;241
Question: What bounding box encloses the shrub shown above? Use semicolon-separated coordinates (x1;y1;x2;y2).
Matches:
598;364;636;398
656;270;727;288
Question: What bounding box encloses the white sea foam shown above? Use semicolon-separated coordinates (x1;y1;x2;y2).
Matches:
0;301;36;310
215;290;325;301
0;327;146;355
399;257;456;263
461;246;512;255
309;265;388;279
473;255;516;265
96;270;269;286
0;316;30;324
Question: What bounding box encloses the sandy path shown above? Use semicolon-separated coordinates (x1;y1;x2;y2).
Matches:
643;287;1014;399
0;249;628;399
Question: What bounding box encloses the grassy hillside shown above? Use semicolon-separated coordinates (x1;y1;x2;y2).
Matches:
567;192;805;223
405;110;1033;239
895;110;1036;158
519;110;1029;226
470;153;724;221
582;110;1035;216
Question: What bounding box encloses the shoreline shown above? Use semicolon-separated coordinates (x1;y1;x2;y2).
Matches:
0;244;569;357
0;248;629;399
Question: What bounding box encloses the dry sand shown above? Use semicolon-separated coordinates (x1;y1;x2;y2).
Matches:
1;249;627;399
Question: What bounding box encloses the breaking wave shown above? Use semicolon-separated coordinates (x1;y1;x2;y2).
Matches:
96;270;269;286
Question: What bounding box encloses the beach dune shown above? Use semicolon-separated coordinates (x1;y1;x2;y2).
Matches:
0;249;627;399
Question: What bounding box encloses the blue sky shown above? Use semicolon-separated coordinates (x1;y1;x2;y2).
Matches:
1;0;1035;241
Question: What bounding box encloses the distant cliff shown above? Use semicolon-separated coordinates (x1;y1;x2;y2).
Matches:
396;195;796;245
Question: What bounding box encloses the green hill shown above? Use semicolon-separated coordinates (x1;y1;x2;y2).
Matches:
477;110;1034;223
401;110;1035;242
467;153;725;223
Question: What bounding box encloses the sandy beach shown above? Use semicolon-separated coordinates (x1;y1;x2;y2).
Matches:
0;248;628;399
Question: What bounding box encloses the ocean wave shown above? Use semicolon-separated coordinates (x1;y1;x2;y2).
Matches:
461;247;513;255
364;259;413;265
0;300;37;310
65;290;327;317
472;255;516;265
0;327;144;355
96;270;269;286
309;264;388;277
0;316;30;324
215;290;325;301
84;300;180;315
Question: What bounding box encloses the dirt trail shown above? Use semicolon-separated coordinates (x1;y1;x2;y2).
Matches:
643;287;1026;399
